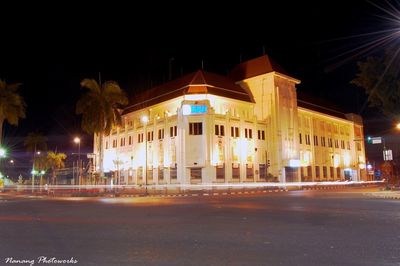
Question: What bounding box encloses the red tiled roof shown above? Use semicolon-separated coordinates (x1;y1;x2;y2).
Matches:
123;70;254;114
228;55;292;81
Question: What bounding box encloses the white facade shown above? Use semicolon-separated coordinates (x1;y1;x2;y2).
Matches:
95;56;366;184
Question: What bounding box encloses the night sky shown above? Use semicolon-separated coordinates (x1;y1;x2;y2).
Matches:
1;1;398;174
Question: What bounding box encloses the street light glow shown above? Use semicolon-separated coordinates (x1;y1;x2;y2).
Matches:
0;147;6;158
396;123;400;130
141;116;149;124
74;137;81;144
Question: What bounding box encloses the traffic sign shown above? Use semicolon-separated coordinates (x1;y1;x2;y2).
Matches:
383;149;393;161
371;137;382;144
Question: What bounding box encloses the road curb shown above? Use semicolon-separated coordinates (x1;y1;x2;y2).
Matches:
363;192;400;200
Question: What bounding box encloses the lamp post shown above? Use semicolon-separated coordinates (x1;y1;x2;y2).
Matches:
31;169;37;192
141;116;149;195
74;137;81;186
31;151;41;191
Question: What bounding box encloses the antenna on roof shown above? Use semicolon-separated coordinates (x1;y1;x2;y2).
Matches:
239;54;242;63
201;60;204;70
98;72;102;85
262;45;266;55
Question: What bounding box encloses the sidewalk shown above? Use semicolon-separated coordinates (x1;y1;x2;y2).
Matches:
364;190;400;200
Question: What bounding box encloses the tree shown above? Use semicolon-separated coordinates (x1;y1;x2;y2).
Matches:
76;79;128;178
351;49;400;120
24;132;48;185
46;151;67;185
34;154;48;186
0;80;26;145
24;132;48;153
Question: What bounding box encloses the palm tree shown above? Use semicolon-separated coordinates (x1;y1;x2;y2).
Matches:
46;151;67;185
34;154;48;186
76;79;128;178
24;132;48;185
24;132;48;153
0;79;26;146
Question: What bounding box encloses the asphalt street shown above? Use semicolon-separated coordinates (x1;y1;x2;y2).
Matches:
0;187;399;266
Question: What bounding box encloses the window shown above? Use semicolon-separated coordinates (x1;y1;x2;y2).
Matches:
328;138;333;148
341;140;345;149
105;141;108;149
158;129;164;140
216;164;225;179
120;138;125;146
334;139;339;148
315;166;320;178
170;164;177;180
313;135;318;146
321;137;326;147
128;136;132;145
170;126;177;137
259;164;266;179
147;131;154;141
232;164;240;179
305;134;311;145
244;128;252;139
330;167;334;179
215;125;225;136
189;122;203;135
336;167;341;179
231;126;239;138
138;133;144;143
307;166;312;177
346;141;350;150
356;142;361;151
257;130;265;140
246;164;253;179
323;166;327;178
299;133;302;144
190;168;202;180
158;167;164;181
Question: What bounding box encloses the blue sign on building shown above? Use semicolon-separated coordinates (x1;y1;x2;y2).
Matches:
191;105;207;114
183;104;207;115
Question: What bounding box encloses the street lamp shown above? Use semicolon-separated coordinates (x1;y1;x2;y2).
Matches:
74;137;81;186
0;147;6;158
141;115;149;195
396;123;400;130
31;169;37;192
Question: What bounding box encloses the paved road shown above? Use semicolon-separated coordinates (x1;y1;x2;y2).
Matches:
0;187;399;266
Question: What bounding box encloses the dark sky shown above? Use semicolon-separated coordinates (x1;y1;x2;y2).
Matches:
1;1;398;170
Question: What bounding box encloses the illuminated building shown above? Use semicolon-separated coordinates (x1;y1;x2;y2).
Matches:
96;55;366;184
